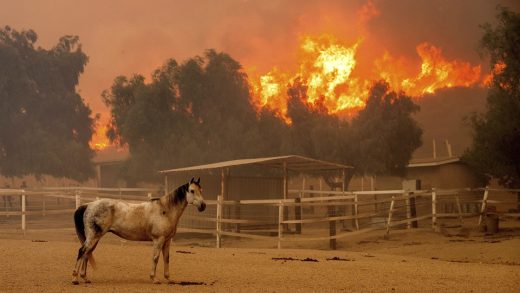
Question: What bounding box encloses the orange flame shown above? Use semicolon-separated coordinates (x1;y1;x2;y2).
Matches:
250;34;484;121
90;124;110;151
250;35;368;121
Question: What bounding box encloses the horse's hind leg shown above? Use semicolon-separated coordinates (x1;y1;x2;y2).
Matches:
72;246;85;284
150;237;165;284
79;237;101;283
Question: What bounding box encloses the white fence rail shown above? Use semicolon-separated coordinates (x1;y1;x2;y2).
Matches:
1;187;519;249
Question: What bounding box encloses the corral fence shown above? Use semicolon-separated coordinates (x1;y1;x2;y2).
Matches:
0;187;156;231
1;187;519;249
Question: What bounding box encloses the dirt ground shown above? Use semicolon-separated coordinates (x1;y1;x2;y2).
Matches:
1;224;520;293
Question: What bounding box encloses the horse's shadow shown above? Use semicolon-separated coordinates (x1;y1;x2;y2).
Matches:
72;279;211;286
168;280;209;286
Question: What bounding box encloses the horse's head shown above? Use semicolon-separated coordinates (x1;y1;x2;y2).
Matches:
187;177;206;212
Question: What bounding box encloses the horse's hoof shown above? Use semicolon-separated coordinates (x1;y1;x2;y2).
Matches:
152;280;161;284
167;280;175;285
84;279;91;284
72;280;79;285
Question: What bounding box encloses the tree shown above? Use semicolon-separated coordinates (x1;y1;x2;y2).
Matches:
349;81;422;177
103;50;279;183
0;26;94;181
286;79;347;164
105;51;423;186
464;7;520;192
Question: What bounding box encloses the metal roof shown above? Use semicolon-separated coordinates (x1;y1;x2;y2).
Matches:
159;155;352;174
407;156;460;168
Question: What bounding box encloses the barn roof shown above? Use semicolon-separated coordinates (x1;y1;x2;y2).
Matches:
159;155;352;174
407;156;460;168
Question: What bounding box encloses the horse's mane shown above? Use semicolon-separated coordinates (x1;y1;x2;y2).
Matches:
170;183;189;206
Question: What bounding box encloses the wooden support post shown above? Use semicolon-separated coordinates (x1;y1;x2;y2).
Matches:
455;195;463;225
220;168;228;232
371;176;377;215
432;188;437;231
75;190;81;209
409;195;418;228
21;191;26;233
328;204;336;250
405;192;411;229
164;174;169;196
283;162;289;232
216;195;222;248
235;203;241;233
278;201;283;249
295;196;302;234
354;193;359;230
42;196;46;216
385;195;395;236
478;187;489;226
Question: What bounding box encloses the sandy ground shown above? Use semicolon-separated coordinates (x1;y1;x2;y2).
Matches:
1;225;520;293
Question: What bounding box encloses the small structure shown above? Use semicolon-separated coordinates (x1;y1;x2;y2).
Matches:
354;156;482;191
159;155;352;232
160;155;352;199
92;146;129;187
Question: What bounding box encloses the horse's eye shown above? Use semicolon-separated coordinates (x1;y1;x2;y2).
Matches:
190;190;194;194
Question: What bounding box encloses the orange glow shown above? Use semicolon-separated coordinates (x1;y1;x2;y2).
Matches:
250;35;368;121
482;61;506;86
249;35;484;121
90;124;110;151
377;43;482;96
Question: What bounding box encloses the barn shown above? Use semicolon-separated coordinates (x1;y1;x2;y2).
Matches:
159;155;352;231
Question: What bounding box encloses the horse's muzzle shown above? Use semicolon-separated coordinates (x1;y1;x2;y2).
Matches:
198;202;206;212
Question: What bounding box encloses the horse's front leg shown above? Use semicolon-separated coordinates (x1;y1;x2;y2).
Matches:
150;237;165;284
162;239;173;283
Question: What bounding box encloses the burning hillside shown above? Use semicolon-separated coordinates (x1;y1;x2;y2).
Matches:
248;34;484;122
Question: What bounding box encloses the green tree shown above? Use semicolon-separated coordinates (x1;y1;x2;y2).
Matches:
464;7;520;191
349;81;422;177
286;79;347;163
0;26;94;181
103;50;278;183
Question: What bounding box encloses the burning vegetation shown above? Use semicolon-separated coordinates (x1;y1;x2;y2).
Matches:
249;34;484;122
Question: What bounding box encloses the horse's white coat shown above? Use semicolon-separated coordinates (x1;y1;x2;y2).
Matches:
71;178;205;284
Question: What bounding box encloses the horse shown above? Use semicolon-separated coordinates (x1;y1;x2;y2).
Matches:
71;177;206;285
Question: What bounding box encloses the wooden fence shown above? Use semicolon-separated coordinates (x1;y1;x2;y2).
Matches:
1;187;519;249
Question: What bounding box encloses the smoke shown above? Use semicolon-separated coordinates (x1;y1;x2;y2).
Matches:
1;0;518;152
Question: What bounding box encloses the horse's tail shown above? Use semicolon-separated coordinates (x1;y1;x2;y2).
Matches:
73;204;97;270
74;204;88;243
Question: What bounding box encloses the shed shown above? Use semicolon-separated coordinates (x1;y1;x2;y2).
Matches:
159;155;352;231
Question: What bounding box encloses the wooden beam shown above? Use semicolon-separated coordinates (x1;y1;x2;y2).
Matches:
164;174;168;196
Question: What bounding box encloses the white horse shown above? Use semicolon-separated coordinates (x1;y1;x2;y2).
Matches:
72;177;206;284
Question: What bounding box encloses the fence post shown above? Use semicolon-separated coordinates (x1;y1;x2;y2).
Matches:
432;188;437;231
478;187;489;226
455;195;463;225
216;195;222;248
295;194;302;234
21;190;26;234
385;195;395;236
328;204;336;250
278;201;283;249
75;190;81;209
405;192;411;229
354;193;359;230
42;195;46;217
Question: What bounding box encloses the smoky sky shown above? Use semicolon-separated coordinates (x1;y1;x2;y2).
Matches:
1;0;518;122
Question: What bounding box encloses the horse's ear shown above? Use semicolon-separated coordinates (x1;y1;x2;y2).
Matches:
196;177;200;184
190;177;194;184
